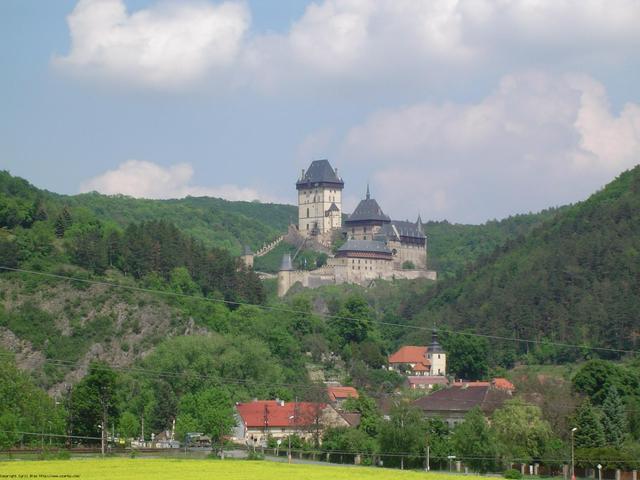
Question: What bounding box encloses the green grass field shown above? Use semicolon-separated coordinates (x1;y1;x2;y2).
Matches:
0;458;468;480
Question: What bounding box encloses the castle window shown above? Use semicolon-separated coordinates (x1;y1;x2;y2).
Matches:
306;208;309;218
306;224;309;230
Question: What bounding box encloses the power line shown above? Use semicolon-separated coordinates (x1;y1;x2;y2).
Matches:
5;350;640;416
3;266;640;413
1;266;636;355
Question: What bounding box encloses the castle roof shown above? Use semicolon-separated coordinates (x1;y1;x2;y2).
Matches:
336;239;392;255
242;245;253;255
345;187;391;225
296;160;344;190
390;220;426;239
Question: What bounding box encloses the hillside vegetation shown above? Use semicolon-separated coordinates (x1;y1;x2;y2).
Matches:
0;171;295;254
425;207;563;279
396;166;640;363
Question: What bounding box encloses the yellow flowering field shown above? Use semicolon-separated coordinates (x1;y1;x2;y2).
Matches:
0;458;470;480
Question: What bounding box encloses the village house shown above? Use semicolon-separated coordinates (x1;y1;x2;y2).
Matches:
388;329;447;377
412;382;512;428
327;385;359;409
232;400;350;446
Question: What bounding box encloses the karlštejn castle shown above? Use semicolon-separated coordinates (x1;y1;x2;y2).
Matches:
277;160;436;296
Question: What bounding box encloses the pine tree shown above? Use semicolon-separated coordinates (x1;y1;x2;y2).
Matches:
573;399;605;448
61;206;72;228
54;214;66;238
601;385;626;447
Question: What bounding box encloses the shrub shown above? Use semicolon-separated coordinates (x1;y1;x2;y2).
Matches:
504;469;523;479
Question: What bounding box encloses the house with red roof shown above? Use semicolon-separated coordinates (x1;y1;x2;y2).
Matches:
388;329;447;377
232;400;349;446
327;386;359;408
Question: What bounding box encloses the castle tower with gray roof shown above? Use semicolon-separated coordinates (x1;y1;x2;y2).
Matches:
296;159;344;237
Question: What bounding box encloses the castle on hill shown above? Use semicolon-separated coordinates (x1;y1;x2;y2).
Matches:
277;159;437;296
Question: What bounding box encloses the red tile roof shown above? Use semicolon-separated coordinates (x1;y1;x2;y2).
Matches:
236;401;326;428
388;346;428;364
412;363;430;371
327;386;359;402
492;377;515;391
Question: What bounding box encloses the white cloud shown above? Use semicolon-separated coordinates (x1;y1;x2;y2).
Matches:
56;0;640;92
335;72;640;223
79;160;271;202
55;0;249;89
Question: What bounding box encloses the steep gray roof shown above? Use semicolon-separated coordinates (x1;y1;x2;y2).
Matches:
391;220;426;239
242;245;253;255
429;329;444;354
337;239;392;254
345;188;391;224
296;160;344;189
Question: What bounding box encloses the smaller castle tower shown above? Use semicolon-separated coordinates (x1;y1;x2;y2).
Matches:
241;245;254;268
277;253;294;297
427;328;446;376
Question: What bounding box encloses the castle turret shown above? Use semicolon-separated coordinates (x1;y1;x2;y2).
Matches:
241;245;254;268
277;253;294;297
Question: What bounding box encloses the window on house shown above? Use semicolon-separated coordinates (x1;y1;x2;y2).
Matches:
306;208;309;218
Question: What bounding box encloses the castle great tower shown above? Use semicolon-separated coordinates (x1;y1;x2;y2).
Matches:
296;159;344;237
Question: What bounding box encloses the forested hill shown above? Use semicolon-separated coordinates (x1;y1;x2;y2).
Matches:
401;165;640;363
1;170;563;273
0;171;295;253
424;207;564;279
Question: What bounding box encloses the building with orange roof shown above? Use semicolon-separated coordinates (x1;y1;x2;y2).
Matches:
232;399;349;446
388;329;447;376
491;377;516;392
327;386;359;408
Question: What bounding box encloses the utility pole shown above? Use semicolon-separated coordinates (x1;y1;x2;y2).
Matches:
426;444;430;472
571;427;578;480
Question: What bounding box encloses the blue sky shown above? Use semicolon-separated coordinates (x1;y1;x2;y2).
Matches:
1;0;639;223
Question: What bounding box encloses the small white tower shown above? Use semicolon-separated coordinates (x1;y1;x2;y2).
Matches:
427;328;446;376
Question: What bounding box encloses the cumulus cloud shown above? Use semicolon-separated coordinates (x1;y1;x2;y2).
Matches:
55;0;640;92
79;160;271;202
335;72;640;223
55;0;249;89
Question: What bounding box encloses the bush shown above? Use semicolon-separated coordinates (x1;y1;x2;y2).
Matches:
504;469;523;479
246;450;264;460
